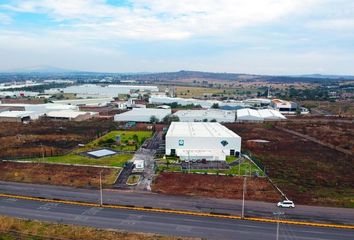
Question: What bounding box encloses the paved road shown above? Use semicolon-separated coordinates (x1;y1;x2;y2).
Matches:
0;181;353;225
0;196;353;240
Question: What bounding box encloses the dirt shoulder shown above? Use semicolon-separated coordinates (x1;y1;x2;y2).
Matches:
0;216;197;240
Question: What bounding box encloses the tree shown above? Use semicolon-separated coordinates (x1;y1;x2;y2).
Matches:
163;115;180;124
210;119;217;122
211;103;219;109
150;115;159;123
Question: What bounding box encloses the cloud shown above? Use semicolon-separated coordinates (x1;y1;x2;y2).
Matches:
2;0;316;40
0;13;11;24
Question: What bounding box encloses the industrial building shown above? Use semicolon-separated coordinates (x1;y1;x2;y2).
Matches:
236;108;286;122
0;111;34;122
271;99;298;113
149;95;218;108
52;98;113;107
45;110;98;121
165;122;241;161
173;109;235;122
63;84;159;98
114;108;171;122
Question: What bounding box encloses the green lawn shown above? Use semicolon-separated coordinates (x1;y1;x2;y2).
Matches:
25;153;133;167
75;130;153;152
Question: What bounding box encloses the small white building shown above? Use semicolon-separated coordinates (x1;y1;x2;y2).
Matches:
173;109;235;122
114;108;171;122
165;122;241;161
271;99;298;113
133;160;145;172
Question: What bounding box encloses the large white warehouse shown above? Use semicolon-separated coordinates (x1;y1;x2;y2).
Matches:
173;109;235;122
114;108;171;122
63;84;158;98
166;122;241;161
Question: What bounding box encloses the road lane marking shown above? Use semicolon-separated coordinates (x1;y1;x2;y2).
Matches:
0;193;353;230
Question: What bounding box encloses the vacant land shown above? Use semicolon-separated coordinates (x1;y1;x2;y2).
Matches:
24;130;152;167
301;100;354;117
225;122;354;207
279;121;354;152
0;162;120;188
0;216;196;240
153;172;279;202
0;119;118;159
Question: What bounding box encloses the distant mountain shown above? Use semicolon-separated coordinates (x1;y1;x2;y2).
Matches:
296;74;354;80
4;65;78;73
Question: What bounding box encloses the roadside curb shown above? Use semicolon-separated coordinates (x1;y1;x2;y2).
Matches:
0;193;353;230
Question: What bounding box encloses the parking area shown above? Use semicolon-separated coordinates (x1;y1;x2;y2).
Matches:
181;161;229;170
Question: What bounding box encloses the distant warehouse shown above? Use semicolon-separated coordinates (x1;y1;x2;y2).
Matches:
236;108;286;122
173;109;235;122
114;108;171;122
165;122;241;161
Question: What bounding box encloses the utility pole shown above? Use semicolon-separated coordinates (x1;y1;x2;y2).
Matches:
273;212;284;240
241;176;247;219
99;170;103;207
238;158;240;176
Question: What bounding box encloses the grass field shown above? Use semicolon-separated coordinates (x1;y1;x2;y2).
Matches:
0;216;197;240
76;130;153;152
27;153;133;167
174;86;223;98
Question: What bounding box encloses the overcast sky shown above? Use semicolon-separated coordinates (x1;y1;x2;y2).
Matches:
0;0;354;74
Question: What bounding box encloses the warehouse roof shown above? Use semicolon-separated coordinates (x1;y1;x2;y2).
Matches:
258;109;286;119
237;108;263;120
46;110;96;118
166;122;240;138
0;110;34;118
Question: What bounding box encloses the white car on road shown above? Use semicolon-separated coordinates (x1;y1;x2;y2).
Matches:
277;200;295;208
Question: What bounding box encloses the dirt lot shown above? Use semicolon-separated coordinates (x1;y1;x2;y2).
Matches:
152;172;280;202
279;121;354;152
0;119;118;159
224;122;354;207
0;161;120;188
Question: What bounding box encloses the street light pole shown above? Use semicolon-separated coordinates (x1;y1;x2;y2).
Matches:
99;170;103;207
241;176;246;219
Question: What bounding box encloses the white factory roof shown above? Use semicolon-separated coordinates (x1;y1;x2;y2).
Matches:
0;110;34;118
52;98;113;106
237;108;263;121
258;109;286;120
46;110;97;118
236;108;286;121
114;108;171;122
173;109;235;122
166;122;240;138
